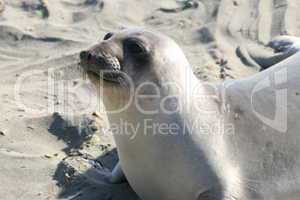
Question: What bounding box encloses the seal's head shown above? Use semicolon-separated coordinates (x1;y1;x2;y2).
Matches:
80;28;190;89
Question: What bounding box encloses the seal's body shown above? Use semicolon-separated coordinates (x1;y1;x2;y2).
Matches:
80;29;300;200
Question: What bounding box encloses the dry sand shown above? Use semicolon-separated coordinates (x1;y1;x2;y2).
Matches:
0;0;300;199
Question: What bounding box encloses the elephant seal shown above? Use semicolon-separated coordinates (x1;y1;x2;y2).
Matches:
236;35;300;70
80;29;300;200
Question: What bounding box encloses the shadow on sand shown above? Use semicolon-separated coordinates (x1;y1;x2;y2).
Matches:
48;113;140;200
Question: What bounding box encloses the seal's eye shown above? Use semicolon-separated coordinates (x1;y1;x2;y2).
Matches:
123;38;148;56
103;32;114;40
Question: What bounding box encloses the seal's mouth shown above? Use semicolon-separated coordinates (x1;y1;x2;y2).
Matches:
79;50;122;83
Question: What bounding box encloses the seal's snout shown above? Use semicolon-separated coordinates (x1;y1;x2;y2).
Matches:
80;51;92;62
80;50;101;65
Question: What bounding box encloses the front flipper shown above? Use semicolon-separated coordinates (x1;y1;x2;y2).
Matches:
83;161;127;186
267;35;300;53
236;40;298;71
196;187;224;200
110;162;127;184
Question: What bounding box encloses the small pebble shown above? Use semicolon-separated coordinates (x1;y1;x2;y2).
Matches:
234;113;239;120
90;125;98;132
73;81;78;86
92;112;100;117
0;131;5;136
44;154;52;159
65;173;70;178
186;1;199;9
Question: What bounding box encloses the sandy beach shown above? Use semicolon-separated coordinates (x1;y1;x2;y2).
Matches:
0;0;300;199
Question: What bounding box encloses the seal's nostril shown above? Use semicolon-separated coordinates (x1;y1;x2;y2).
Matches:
80;51;94;62
87;53;92;61
80;51;88;60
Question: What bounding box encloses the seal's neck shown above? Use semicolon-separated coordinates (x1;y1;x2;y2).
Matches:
94;61;221;141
